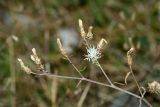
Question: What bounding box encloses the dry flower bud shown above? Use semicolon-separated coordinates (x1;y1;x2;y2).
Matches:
148;81;160;94
17;58;32;74
78;19;86;39
86;26;93;40
97;38;108;50
30;48;45;72
127;48;135;66
32;48;37;56
30;48;41;65
57;38;67;57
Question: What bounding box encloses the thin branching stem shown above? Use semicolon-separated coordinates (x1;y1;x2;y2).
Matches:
96;61;113;85
66;56;84;78
129;64;144;107
31;72;152;107
84;39;90;48
82;35;112;85
8;37;16;107
63;47;151;107
18;19;154;107
129;65;143;96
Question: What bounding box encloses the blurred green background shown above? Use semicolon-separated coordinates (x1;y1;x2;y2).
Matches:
0;0;160;107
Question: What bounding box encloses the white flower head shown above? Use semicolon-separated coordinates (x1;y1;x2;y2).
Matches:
85;46;101;63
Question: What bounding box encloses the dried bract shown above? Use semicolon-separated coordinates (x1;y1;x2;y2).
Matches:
86;26;93;40
79;19;93;41
30;48;45;72
30;48;41;65
127;47;135;66
78;19;86;39
97;38;108;50
57;38;68;57
17;58;32;74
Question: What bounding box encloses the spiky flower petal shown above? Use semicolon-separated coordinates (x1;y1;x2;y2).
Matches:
85;46;101;63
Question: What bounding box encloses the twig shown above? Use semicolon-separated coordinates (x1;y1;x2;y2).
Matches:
66;56;84;86
44;30;58;107
129;65;142;96
97;61;113;85
77;83;91;107
66;57;83;78
8;37;16;107
51;70;58;107
31;72;152;107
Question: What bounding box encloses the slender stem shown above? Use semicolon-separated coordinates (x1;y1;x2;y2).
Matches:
66;57;84;78
77;83;91;107
84;39;90;48
33;72;82;80
97;61;113;85
8;38;16;107
32;72;152;107
129;65;142;96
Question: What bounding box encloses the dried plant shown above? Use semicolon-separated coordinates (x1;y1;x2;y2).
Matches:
148;81;160;94
17;58;32;74
17;19;156;107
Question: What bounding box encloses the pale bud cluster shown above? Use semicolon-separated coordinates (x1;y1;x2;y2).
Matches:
18;48;46;74
30;48;41;65
30;48;45;72
78;19;93;40
86;26;93;40
79;19;86;39
127;47;135;66
57;38;68;57
148;81;160;94
78;19;108;64
17;58;32;74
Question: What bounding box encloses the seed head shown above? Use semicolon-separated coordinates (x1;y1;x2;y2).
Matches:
85;46;101;64
78;19;86;39
57;38;67;57
30;48;41;65
86;26;93;40
17;58;32;74
30;48;45;72
148;81;160;94
127;47;135;66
